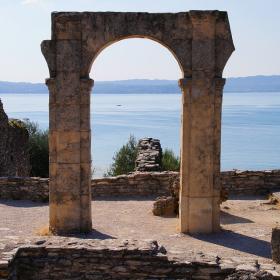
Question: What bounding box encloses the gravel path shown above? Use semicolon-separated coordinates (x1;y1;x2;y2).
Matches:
0;195;279;263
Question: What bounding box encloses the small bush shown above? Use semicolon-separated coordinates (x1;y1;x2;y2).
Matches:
23;119;49;178
161;148;180;171
104;135;138;177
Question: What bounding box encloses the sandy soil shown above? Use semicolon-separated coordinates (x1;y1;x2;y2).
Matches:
0;195;279;263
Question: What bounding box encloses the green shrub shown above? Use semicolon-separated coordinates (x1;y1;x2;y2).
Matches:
23;119;49;178
104;135;138;177
161;148;180;171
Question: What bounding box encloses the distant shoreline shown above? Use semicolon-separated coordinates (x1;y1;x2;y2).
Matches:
1;75;280;94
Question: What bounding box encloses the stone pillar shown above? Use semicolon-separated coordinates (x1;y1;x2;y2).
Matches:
47;75;93;234
178;76;224;233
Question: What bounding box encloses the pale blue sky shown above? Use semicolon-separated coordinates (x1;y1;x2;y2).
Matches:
0;0;280;82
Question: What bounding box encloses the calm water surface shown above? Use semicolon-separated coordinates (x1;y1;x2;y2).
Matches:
1;92;279;177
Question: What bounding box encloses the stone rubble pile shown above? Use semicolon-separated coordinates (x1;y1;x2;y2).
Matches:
135;138;162;172
153;176;179;216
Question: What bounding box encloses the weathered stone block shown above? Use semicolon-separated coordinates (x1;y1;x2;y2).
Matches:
55;72;80;104
56;40;81;72
55;163;81;194
53;12;82;40
56;131;81;163
188;197;214;233
153;196;177;216
55;104;81;131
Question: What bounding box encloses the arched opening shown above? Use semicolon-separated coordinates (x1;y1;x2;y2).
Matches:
89;38;183;177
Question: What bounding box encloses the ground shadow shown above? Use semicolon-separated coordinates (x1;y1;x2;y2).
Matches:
192;230;271;259
227;194;268;201
221;211;254;225
93;195;157;202
0;199;47;208
60;229;116;240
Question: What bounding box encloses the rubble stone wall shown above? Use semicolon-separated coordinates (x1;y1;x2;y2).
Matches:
0;170;279;202
135;138;162;172
0;238;276;280
0;99;30;177
0;177;49;202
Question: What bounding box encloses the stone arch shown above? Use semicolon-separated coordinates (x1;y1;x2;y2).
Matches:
41;10;234;234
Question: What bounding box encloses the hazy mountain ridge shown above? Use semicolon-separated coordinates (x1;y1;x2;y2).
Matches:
0;75;280;94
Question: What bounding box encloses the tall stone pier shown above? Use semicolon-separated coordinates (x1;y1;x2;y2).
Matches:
42;11;234;234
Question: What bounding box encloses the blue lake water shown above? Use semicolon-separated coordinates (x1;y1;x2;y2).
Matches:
0;92;279;177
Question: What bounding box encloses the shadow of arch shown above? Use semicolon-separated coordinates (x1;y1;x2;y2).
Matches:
192;230;271;259
221;211;254;225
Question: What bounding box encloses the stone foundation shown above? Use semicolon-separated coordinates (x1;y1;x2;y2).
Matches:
0;238;278;280
0;170;279;202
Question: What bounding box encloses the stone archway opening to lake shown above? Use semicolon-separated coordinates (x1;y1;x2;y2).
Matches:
89;37;183;178
42;11;234;235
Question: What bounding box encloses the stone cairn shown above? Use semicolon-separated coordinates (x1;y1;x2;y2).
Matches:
135;138;162;172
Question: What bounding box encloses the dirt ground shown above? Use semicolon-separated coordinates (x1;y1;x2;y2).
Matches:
0;194;279;264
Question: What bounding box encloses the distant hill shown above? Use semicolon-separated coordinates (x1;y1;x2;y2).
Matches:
225;75;280;92
0;81;47;93
0;75;280;94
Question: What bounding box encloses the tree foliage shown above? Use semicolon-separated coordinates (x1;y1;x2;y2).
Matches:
105;135;138;177
161;148;180;171
23;119;49;178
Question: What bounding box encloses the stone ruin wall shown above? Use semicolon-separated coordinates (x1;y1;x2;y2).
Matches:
135;138;162;172
0;238;277;280
0;99;30;177
0;170;280;202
